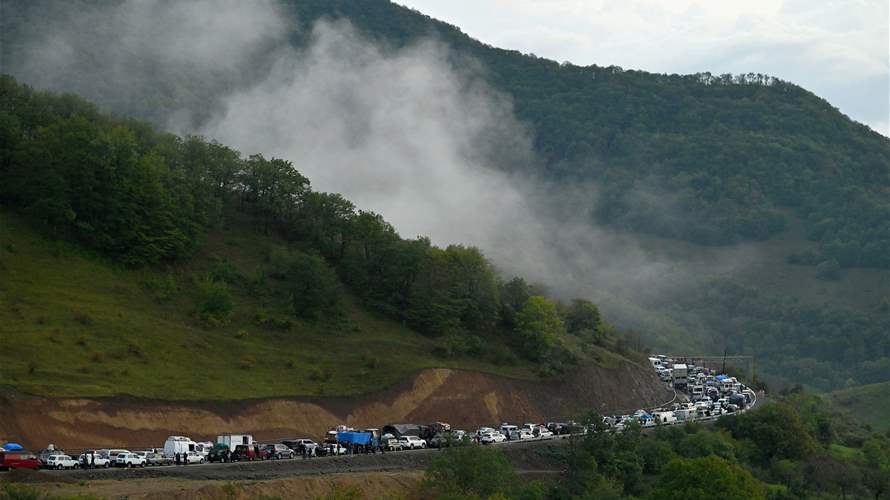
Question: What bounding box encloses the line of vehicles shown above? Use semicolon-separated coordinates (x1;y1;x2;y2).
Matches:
0;353;759;473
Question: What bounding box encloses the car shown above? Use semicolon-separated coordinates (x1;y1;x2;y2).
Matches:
381;438;403;451
264;443;295;460
398;436;427;450
38;448;65;466
77;452;111;468
282;438;319;453
45;454;79;470
509;429;535;441
534;426;554;439
232;445;256;461
184;451;205;464
317;443;347;456
475;427;496;437
499;424;518;440
208;443;232;463
144;451;172;466
103;449;131;462
479;432;507;444
0;450;41;471
115;452;146;468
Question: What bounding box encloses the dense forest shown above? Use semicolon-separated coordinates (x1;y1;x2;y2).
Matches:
0;75;614;371
417;395;890;500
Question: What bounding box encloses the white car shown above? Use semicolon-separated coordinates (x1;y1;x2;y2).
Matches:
115;452;147;467
184;451;205;464
509;429;535;441
45;454;78;470
480;432;507;444
398;436;427;450
534;427;554;439
77;453;111;468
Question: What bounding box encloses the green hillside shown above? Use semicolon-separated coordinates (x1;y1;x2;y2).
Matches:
0;209;543;399
830;382;890;433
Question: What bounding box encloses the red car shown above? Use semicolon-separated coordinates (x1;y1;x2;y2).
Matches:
0;450;41;471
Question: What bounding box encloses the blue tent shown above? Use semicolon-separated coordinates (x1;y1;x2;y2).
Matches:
2;443;24;451
715;375;729;381
337;431;373;446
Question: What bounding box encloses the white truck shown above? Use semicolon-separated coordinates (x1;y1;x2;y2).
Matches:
672;364;688;389
163;436;196;458
217;434;254;452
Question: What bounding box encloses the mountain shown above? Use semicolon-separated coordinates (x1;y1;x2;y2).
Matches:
1;0;888;391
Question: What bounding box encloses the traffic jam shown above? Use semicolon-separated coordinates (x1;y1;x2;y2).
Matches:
0;354;757;472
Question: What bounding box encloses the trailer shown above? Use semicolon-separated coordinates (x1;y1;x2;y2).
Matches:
216;434;254;452
672;364;688;389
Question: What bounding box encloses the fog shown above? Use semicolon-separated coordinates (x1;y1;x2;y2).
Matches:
3;0;762;345
197;18;756;309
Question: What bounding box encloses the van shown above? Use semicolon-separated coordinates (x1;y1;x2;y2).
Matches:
499;424;518;439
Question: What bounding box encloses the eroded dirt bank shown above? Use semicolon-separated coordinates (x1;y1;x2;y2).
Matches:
0;361;670;449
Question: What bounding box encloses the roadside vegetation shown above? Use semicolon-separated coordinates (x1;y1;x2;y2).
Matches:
420;399;890;500
0;76;636;398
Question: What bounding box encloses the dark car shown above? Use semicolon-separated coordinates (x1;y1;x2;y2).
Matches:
208;443;232;463
232;444;256;461
263;444;294;460
0;451;41;471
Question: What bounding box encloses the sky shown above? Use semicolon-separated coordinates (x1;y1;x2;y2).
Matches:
398;0;889;137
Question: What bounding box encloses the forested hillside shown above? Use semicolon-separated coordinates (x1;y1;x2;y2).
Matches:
0;76;633;396
1;0;888;392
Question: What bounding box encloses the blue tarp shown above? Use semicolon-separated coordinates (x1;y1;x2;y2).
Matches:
2;443;24;451
337;432;373;446
715;375;729;381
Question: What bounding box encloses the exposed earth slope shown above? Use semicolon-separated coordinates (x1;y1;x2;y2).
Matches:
0;364;671;450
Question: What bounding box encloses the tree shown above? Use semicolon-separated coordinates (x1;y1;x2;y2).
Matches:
649;456;767;500
717;403;815;464
564;298;605;343
423;445;517;499
286;251;340;319
499;277;531;328
514;296;565;360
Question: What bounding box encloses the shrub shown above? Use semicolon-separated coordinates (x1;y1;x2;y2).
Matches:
74;312;94;326
816;259;841;280
209;260;243;284
238;355;256;370
127;343;144;358
193;275;233;325
308;367;332;382
140;274;179;303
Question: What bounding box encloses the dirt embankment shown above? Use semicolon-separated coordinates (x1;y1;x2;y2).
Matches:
0;361;670;450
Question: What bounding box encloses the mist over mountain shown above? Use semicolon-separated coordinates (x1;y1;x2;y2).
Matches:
2;0;888;389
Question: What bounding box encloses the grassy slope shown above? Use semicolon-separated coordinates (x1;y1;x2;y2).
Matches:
829;381;890;433
0;209;548;400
